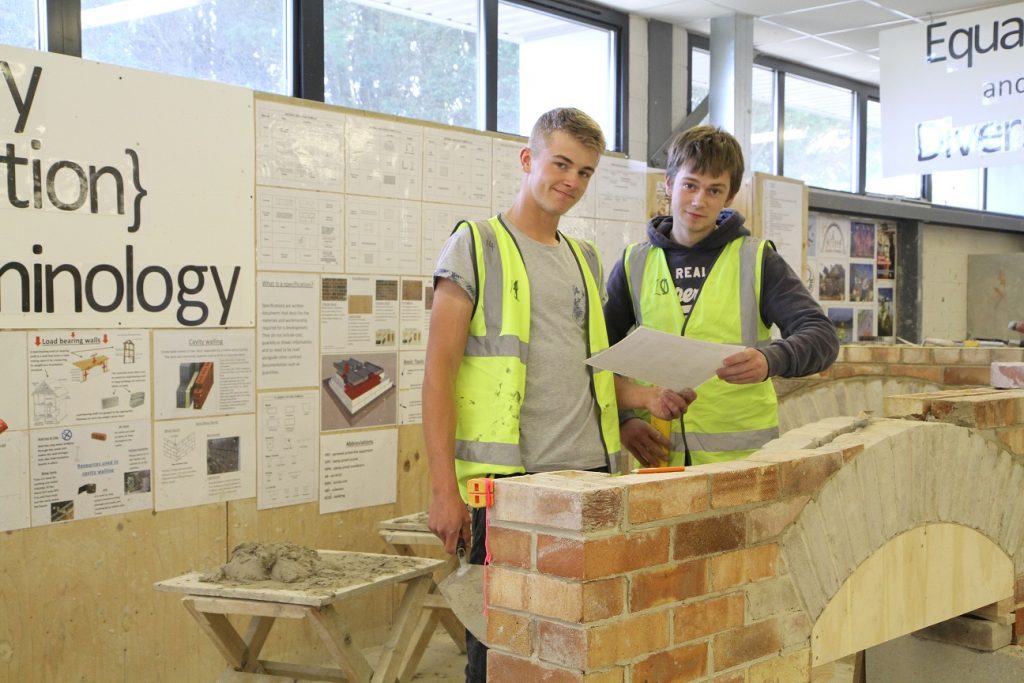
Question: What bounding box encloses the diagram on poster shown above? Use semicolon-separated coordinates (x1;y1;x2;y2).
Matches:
321;276;399;353
398;352;425;425
423;128;492;207
595;157;645;222
30;420;152;526
0;332;29;432
256;99;345;192
399;277;432;350
346;116;422;200
492;138;524;214
596;220;645;270
28;330;150;428
320;428;397;514
154;413;255;511
422;202;487;275
257;186;344;271
153;329;255;419
258;273;319;390
258;391;318;510
321;352;397;431
345;197;421;275
0;431;30;532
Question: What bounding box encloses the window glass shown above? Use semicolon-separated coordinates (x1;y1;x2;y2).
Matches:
1;0;38;48
690;47;709;114
81;0;289;93
324;1;479;128
783;74;853;192
985;164;1024;216
750;65;774;174
931;168;983;210
865;100;920;198
497;1;616;148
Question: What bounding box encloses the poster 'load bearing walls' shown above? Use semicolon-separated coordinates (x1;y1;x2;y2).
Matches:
0;45;255;328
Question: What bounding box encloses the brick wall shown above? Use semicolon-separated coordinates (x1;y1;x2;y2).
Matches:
483;381;1024;681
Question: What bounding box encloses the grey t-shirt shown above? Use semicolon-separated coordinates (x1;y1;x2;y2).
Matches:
434;215;608;472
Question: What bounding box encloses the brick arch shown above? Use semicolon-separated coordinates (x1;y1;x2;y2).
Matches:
778;419;1023;667
776;377;941;433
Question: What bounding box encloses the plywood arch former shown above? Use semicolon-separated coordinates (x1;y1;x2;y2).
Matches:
811;523;1013;666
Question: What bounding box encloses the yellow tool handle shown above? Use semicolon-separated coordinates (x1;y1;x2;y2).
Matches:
651;416;671;440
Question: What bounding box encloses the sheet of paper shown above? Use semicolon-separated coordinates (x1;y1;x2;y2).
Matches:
398;351;425;425
0;431;30;532
585;327;743;389
320;428;397;514
153;329;255;419
258;272;319;390
256;100;345;192
258;390;318;510
256;187;344;271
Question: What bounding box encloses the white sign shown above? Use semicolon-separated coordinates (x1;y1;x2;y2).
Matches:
0;45;254;328
880;3;1024;175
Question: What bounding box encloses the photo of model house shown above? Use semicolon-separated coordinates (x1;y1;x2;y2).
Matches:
327;358;394;415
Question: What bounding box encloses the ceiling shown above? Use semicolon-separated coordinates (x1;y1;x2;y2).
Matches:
597;0;1010;85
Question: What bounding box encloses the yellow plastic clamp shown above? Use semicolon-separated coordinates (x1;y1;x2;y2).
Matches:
466;478;494;508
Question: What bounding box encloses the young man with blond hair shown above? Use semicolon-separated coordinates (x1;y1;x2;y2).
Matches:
423;108;691;682
605;125;838;467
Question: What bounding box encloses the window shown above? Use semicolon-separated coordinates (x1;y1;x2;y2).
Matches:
1;0;39;48
985;164;1024;216
690;47;708;114
864;100;920;198
80;0;290;94
749;65;774;174
931;168;983;210
323;1;479;128
783;74;854;192
497;1;618;147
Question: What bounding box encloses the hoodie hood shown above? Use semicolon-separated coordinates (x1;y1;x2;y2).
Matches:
647;208;750;252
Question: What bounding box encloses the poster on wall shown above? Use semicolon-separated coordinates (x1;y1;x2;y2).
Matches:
257;273;319;390
877;224;896;280
398;351;425;425
320;428;397;514
258;390;318;510
345;197;421;275
0;45;254;328
30;420;152;525
423;128;492;208
0;332;29;432
0;431;30;532
153;329;255;419
321;276;399;353
346;116;422;200
256;187;344;272
399;277;432;350
153;413;256;512
320;352;398;431
28;329;150;428
256;99;345;192
422;202;488;275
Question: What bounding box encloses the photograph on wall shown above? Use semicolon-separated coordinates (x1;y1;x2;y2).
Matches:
857;308;876;340
817;261;847;301
849;263;875;303
878;287;895;337
850;221;876;259
257;272;319;390
877;223;896;280
0;431;31;532
321;276;399;353
153;329;255;420
814;215;849;259
321;352;397;431
320;428;397;514
827;307;854;343
258;390;319;510
154;413;256;512
30;420;152;525
28;330;150;429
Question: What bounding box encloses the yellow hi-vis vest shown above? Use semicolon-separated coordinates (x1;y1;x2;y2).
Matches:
623;236;779;465
452;217;620;499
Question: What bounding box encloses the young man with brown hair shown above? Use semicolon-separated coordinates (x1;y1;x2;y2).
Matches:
605;125;838;467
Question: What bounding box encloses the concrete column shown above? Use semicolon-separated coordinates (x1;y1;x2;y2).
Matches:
709;13;753;166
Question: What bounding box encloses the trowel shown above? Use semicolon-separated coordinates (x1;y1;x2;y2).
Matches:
437;536;487;645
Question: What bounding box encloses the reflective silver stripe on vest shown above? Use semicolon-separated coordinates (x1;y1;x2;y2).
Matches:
471;220;529;364
685;426;780;453
669;431;687;453
455;438;522;466
625;242;651;327
739;237;760;347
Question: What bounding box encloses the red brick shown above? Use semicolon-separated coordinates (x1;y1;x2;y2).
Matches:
943;366;990;386
627;473;709;524
711;464;780;508
630;559;707;611
711;545;778;590
830;363;886;379
712;618;784;670
487;608;533;655
673;592;745;643
930;395;1019;428
581;577;626;621
537;527;669;579
779;451;842;497
1016;573;1024;605
673;513;746;560
960;347;994;364
538;620;587;669
488;526;532;569
588;612;670;668
932;348;962;364
632;643;707;682
749;496;809;542
493;478;623;531
1015;609;1023;645
489;567;624;623
711;673;745;683
890;365;944;383
869;346;901;363
843;346;873;363
748;648;810;682
487;651;582;683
